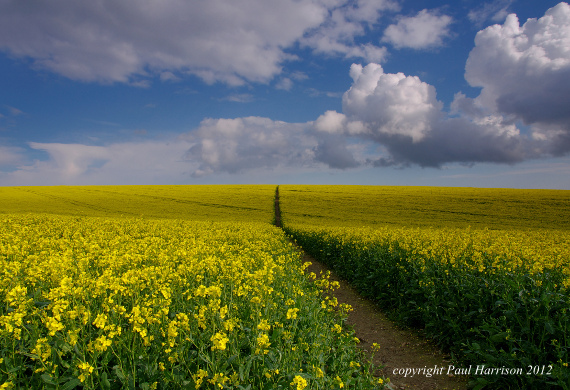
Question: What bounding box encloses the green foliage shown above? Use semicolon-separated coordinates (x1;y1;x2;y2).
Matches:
282;226;570;389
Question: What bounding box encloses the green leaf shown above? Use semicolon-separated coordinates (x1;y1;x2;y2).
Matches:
41;373;56;385
100;372;111;390
490;332;508;343
61;378;82;390
114;365;127;382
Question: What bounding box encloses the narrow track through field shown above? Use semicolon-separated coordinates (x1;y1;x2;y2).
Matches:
275;186;468;390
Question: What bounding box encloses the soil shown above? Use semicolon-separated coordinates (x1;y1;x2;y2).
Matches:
275;187;468;389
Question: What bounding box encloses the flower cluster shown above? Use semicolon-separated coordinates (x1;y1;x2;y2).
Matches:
0;210;384;389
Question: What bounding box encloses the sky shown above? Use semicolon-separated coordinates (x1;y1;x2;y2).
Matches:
1;0;570;189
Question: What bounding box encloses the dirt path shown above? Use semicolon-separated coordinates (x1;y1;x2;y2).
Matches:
303;254;467;390
275;187;468;389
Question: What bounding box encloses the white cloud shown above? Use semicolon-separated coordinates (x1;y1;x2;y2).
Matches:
275;78;294;91
0;0;329;85
181;61;536;175
468;0;514;26
342;63;442;142
5;4;570;183
314;63;534;167
0;145;25;167
301;0;397;62
183;117;318;176
0;0;397;85
464;2;570;154
0;140;195;185
6;106;24;116
220;94;255;103
382;9;452;49
314;110;347;134
183;115;370;175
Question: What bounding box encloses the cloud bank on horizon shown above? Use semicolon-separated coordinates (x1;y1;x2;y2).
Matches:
1;0;570;185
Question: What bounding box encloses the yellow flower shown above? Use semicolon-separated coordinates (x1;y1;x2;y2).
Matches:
255;333;271;354
77;361;94;382
257;319;271;331
210;332;229;351
286;308;299;320
92;313;107;329
209;373;228;389
193;369;208;387
290;375;308;390
313;366;324;378
93;335;112;352
45;316;65;336
335;376;344;388
31;337;52;362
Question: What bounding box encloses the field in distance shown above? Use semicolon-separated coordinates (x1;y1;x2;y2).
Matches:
0;185;276;223
279;185;570;230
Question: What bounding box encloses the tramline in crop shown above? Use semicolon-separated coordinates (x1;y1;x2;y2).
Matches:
279;185;570;389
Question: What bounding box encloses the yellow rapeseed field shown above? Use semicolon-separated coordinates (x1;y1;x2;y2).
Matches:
279;185;570;230
279;185;570;388
0;186;385;389
0;185;276;222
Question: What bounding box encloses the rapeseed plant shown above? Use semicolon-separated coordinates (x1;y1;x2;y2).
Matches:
0;213;385;389
280;185;570;389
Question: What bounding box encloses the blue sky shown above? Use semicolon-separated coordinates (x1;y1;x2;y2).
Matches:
1;0;570;188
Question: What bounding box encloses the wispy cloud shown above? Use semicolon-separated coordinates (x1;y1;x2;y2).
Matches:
468;0;514;26
220;94;255;103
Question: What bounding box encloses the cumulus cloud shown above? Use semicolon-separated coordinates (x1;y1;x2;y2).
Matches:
331;63;530;167
0;0;395;85
184;5;570;177
465;2;570;153
179;61;532;174
343;63;442;142
314;110;348;134
183;115;369;176
382;9;452;49
183;117;318;176
4;3;570;182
